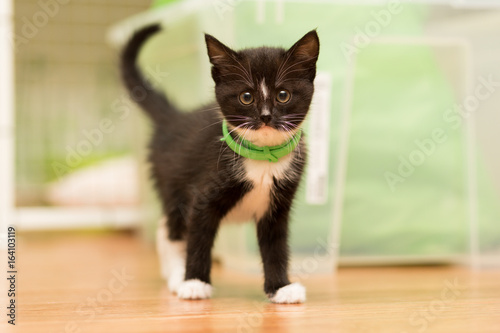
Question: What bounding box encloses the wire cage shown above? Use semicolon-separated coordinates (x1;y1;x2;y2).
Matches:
11;0;151;229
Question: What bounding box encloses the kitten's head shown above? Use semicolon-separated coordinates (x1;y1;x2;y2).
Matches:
205;31;319;146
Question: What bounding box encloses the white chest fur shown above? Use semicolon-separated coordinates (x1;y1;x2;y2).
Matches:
223;154;294;223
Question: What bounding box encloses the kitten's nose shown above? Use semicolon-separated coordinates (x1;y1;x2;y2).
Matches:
260;114;272;124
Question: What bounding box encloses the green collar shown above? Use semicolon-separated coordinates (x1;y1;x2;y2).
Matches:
220;119;302;162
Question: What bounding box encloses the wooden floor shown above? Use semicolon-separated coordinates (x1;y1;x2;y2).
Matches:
3;232;500;333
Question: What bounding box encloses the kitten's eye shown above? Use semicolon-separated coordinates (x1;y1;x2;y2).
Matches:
276;90;291;103
239;92;254;105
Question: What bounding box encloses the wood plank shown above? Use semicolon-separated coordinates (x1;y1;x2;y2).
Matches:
3;232;499;333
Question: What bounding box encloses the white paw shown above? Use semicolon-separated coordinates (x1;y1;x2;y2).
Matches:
269;283;306;304
177;279;213;300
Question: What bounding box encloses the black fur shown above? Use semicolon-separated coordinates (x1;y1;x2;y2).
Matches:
120;24;319;298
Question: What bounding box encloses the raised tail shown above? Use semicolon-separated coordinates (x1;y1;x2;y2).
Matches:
120;24;178;122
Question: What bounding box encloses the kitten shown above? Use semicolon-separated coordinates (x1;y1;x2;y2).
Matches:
121;24;319;303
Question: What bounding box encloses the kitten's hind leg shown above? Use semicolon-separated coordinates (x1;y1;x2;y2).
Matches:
156;217;186;294
176;213;220;300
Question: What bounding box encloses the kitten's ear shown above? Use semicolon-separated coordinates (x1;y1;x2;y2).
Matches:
205;34;238;66
282;30;320;82
205;34;243;84
287;30;320;61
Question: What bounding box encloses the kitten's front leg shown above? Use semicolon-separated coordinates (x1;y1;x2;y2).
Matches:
257;183;306;304
176;182;249;300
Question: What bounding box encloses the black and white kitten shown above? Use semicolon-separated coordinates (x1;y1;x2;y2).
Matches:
121;25;319;303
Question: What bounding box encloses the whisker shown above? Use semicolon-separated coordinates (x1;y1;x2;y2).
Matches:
276;56;316;85
227;122;252;137
281;113;307;118
275;77;311;85
283;121;299;128
217;69;254;87
199;119;224;131
279;124;294;153
281;123;301;158
280;67;314;78
196;106;221;113
275;43;300;85
279;117;304;122
204;117;252;133
221;49;254;88
276;67;315;86
239;127;251;159
219;52;250;77
217;140;232;169
232;58;254;87
216;77;254;86
247;59;253;85
225;115;254;120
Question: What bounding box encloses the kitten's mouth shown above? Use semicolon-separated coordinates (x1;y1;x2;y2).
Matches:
258;121;303;133
231;121;301;147
258;123;277;130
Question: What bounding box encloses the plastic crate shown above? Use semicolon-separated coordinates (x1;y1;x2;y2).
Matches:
109;0;500;272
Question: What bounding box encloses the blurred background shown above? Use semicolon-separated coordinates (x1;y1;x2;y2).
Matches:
1;0;500;273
